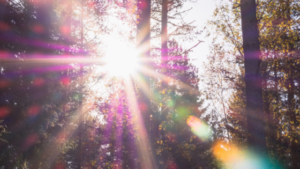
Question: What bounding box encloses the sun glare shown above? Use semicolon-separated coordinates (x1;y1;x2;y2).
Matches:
104;40;139;77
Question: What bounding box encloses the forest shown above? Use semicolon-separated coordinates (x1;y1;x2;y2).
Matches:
0;0;299;168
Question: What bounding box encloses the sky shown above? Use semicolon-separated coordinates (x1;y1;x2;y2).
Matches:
182;0;221;70
93;0;222;80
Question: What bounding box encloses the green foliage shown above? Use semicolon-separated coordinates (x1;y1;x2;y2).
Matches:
151;38;216;168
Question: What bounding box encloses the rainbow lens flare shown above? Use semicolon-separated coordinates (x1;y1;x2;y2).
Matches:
213;141;282;169
186;116;211;140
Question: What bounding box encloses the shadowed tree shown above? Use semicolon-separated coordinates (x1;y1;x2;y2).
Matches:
240;0;267;152
136;0;157;168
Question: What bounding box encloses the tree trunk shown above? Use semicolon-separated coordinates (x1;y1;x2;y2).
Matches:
137;0;151;132
77;2;84;168
158;0;169;167
263;68;272;151
137;0;156;168
287;62;298;169
161;0;168;60
240;0;267;152
286;0;298;168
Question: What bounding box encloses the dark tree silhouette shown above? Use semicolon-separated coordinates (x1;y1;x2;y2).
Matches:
240;0;267;152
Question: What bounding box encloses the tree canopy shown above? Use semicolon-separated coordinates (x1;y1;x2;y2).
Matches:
0;0;299;168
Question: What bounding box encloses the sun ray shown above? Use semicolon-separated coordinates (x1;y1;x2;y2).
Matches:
29;105;85;168
131;73;154;101
139;66;201;95
0;56;105;65
123;76;156;169
25;70;99;167
113;97;124;167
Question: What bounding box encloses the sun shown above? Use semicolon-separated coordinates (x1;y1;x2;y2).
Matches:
104;40;140;77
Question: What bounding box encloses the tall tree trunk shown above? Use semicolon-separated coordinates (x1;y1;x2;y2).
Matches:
137;0;151;131
287;62;298;169
273;57;282;156
137;0;151;52
66;0;72;43
158;0;169;167
137;0;156;168
161;0;168;60
263;65;272;152
240;0;267;152
77;2;84;169
286;0;298;168
274;58;285;158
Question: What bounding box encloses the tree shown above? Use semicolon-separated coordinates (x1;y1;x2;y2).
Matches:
0;0;75;167
240;0;267;152
158;41;214;168
150;0;211;167
136;0;158;167
204;0;300;167
0;0;108;168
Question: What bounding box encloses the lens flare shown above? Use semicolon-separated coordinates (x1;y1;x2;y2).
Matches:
0;107;10;118
167;160;178;169
60;77;71;86
186;116;211;140
33;78;45;86
27;105;41;117
22;133;39;151
0;22;10;31
213;141;282;169
53;162;66;169
32;24;44;33
0;50;10;58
